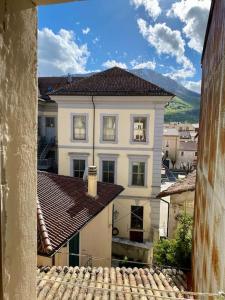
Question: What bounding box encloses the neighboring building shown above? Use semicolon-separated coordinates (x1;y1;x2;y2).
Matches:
37;170;123;267
37;76;85;171
162;128;179;168
157;171;196;238
192;0;225;294
49;67;174;263
177;141;198;170
37;266;188;299
162;128;198;170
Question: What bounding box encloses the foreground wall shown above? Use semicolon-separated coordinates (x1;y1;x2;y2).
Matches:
192;0;225;293
0;1;37;299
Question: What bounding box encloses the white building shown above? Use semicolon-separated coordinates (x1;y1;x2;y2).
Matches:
49;67;173;263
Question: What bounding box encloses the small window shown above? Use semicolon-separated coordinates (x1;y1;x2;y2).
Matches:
181;151;184;156
73;159;85;178
46;117;55;128
131;162;145;186
103;116;116;142
195;152;198;156
131;206;143;229
130;231;143;243
102;160;115;183
73;115;86;140
132;117;147;142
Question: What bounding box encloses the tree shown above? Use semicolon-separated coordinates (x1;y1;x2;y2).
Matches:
153;214;193;269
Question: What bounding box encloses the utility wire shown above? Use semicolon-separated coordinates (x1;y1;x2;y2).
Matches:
55;251;191;271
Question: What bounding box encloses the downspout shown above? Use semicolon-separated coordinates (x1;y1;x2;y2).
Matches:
160;198;170;238
91;96;95;165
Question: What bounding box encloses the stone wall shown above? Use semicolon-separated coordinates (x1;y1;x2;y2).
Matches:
0;1;37;299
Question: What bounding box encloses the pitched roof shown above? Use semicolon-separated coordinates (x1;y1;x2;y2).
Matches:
49;67;174;97
37;266;188;299
37;171;123;256
38;76;85;100
179;141;198;151
157;170;196;198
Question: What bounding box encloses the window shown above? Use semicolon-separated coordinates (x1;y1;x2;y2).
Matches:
181;151;184;156
73;159;85;178
72;115;87;141
131;162;145;186
132;116;147;142
195;152;198;156
103;116;116;142
46;117;55;128
131;206;143;229
102;160;115;183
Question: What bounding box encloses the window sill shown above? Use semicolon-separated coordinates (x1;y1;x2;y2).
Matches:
128;185;148;188
129;140;149;145
71;139;89;143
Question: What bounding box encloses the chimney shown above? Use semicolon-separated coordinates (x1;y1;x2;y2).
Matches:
88;166;97;197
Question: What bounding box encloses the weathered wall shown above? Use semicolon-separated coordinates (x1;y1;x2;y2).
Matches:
192;0;225;293
0;0;37;299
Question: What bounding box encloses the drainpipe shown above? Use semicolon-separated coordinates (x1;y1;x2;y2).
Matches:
160;198;170;238
91;96;95;165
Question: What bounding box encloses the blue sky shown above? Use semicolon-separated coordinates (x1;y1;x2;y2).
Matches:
38;0;211;93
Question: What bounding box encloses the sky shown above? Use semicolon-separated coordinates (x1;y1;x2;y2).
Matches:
38;0;211;93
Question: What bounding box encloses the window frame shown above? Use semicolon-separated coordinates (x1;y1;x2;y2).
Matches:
130;205;144;230
69;153;89;177
98;154;118;184
128;155;149;187
100;114;119;144
130;114;149;144
71;113;89;143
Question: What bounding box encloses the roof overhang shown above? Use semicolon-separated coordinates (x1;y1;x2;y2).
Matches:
35;0;83;5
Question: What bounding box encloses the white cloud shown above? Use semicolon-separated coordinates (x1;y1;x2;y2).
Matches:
183;80;201;93
102;60;127;69
130;0;161;20
92;37;99;44
137;19;195;79
38;28;89;76
82;27;90;35
131;59;156;70
167;0;210;53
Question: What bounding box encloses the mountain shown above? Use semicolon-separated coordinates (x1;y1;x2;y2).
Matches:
130;68;201;123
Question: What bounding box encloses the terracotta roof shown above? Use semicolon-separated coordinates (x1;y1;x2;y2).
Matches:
37;266;188;299
179;141;197;151
49;67;174;97
157;171;196;198
38;76;85;100
37;171;123;256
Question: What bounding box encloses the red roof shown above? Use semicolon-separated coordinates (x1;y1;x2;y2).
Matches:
37;171;123;256
49;67;173;97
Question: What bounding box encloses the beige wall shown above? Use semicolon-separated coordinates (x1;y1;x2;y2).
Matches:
167;191;194;238
163;135;179;163
0;1;37;299
79;203;113;267
113;198;151;241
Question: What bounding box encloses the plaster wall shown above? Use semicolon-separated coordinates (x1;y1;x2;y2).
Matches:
0;1;37;299
192;0;225;293
79;203;113;267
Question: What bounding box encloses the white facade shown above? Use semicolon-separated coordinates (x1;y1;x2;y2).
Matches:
52;94;171;262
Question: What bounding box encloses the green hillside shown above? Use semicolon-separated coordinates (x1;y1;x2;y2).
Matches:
164;96;200;123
